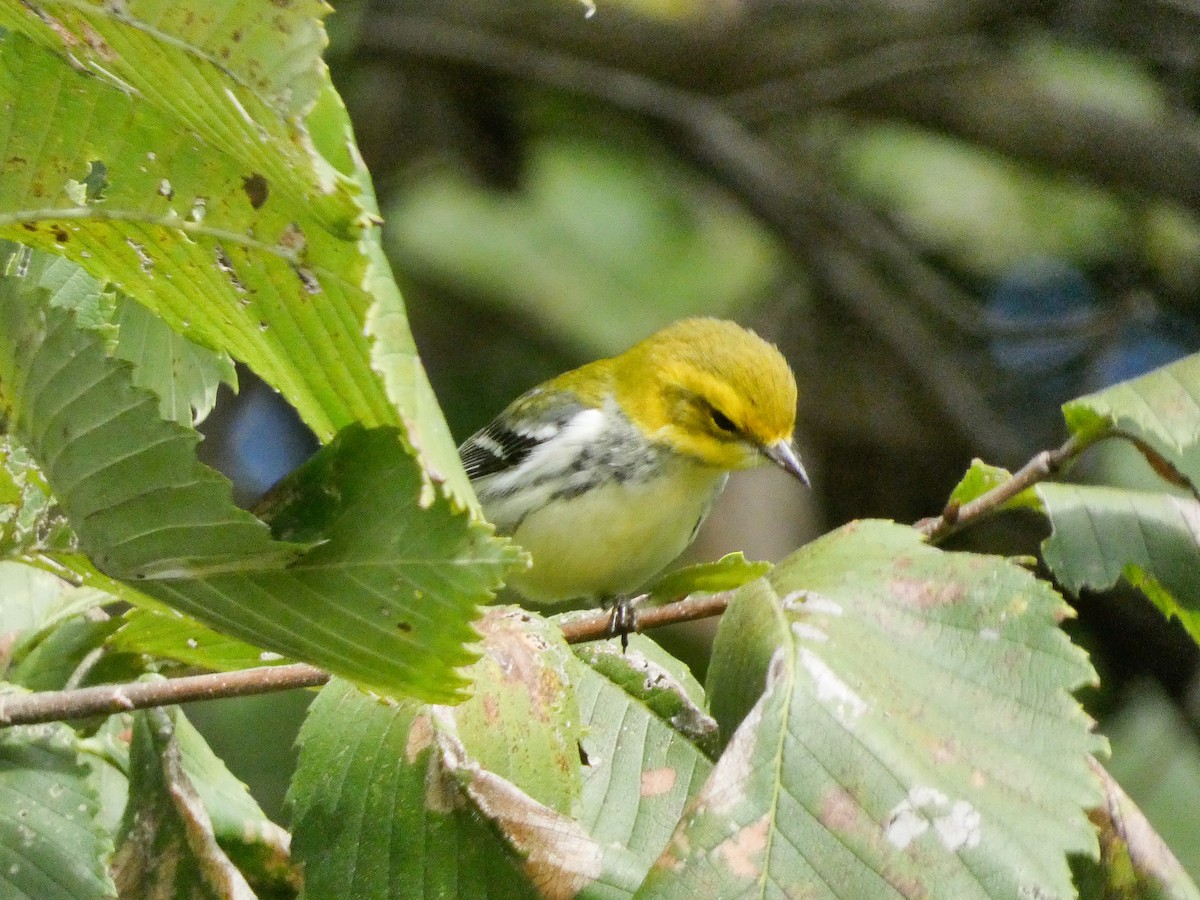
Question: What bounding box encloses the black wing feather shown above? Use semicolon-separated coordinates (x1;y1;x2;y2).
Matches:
458;391;587;481
459;421;542;480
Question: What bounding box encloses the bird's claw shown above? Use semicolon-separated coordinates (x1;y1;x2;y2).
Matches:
605;595;645;651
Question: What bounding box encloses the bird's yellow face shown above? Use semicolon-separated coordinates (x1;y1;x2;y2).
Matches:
610;319;804;478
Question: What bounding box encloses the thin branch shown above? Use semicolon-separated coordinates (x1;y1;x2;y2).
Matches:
0;593;732;728
0;664;331;727
914;431;1096;542
557;591;732;644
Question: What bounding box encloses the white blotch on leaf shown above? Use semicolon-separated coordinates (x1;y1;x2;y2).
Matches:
934;800;982;851
791;621;828;643
799;647;867;726
885;786;982;852
126;237;154;274
225;88;268;141
700;658;780;816
781;590;843;617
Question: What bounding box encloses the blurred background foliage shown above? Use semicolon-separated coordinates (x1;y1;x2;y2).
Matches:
194;0;1200;873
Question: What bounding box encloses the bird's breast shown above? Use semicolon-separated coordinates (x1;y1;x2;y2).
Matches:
499;459;728;604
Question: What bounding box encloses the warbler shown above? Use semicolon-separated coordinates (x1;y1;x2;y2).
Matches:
459;318;808;611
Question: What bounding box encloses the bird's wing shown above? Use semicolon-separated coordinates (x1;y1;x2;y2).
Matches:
458;389;588;481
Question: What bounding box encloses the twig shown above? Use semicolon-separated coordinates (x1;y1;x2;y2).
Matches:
557;591;732;643
914;431;1095;542
0;593;732;728
0;664;331;727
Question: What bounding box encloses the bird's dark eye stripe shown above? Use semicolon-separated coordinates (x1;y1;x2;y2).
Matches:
710;408;737;433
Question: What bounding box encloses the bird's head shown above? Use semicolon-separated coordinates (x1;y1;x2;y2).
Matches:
606;318;808;483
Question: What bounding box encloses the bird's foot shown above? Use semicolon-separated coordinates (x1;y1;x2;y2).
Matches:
604;594;647;651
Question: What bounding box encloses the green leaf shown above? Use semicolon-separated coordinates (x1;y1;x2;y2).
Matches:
567;646;714;883
0;247;309;579
0;562;123;691
0;246;516;699
573;634;719;757
644;552;771;605
240;423;518;700
947;458;1041;511
290;679;539;900
1073;757;1200;900
7;615;122;692
0;4;473;507
650;520;1103;899
108;608;285;673
25;251;233;425
112;706;256;899
447;609;582;815
172;712;298;896
113;297;236;427
1101;684;1200;888
77;714;132;839
0;719;117;899
78;705;292;891
0;436;74;557
1063;352;1200;492
0;561;81;642
702;575;787;748
291;610;684;899
1038;483;1200;644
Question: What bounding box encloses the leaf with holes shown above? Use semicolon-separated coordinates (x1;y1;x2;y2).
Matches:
646;520;1103;899
31;252;234;426
0;720;116;899
1038;482;1200;645
567;642;715;884
0;436;73;557
0;1;472;507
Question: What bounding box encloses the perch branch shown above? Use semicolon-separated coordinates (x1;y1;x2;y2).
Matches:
0;593;731;727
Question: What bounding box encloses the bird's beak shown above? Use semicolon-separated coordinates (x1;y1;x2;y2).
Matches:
763;439;809;486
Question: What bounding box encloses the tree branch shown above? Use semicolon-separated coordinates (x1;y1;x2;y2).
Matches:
0;592;733;728
0;664;331;728
914;431;1096;542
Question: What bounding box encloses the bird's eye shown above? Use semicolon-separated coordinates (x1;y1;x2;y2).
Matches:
710;408;737;433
